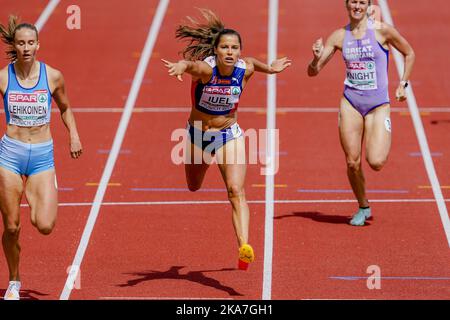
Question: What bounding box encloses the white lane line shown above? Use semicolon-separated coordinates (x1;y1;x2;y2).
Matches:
263;0;279;301
59;0;170;300
35;0;60;31
18;198;450;208
378;0;450;247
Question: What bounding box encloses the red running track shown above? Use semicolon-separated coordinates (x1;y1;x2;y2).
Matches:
0;0;449;299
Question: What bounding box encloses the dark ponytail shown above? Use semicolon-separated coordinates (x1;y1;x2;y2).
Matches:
176;9;242;61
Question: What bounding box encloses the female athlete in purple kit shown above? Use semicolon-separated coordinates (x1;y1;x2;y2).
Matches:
308;0;415;226
162;9;291;269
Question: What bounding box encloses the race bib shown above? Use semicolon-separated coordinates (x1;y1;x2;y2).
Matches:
199;86;241;112
7;90;50;126
344;61;377;90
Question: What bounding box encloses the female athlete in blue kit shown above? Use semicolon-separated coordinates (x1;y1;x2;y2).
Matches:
0;16;82;300
162;9;290;270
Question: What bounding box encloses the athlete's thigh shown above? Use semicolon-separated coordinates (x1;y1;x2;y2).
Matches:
339;97;365;160
184;141;210;187
25;169;58;225
364;104;391;161
0;167;23;228
216;136;246;187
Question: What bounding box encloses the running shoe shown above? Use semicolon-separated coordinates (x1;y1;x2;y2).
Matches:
238;244;255;270
4;281;21;300
349;207;372;226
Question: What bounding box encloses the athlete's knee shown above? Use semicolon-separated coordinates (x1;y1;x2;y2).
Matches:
3;224;21;238
227;184;245;200
346;158;361;171
187;182;201;192
368;157;387;171
36;221;55;235
186;171;204;192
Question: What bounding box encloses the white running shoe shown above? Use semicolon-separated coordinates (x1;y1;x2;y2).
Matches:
4;281;21;300
350;207;372;226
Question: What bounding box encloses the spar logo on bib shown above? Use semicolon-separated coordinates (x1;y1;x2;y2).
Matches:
366;61;375;70
9;93;37;103
232;87;241;95
38;93;47;103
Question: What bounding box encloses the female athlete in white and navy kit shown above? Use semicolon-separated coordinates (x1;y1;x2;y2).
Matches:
162;9;290;270
308;0;415;226
0;16;82;300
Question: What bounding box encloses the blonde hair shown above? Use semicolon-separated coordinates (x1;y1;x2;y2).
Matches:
0;15;39;62
175;8;242;61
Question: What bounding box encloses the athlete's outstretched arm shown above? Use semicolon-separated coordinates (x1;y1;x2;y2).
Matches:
50;69;82;159
380;23;415;101
245;57;292;75
308;29;343;77
161;59;212;82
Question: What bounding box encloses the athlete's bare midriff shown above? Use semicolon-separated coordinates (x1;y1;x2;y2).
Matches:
6;124;52;143
189;102;238;131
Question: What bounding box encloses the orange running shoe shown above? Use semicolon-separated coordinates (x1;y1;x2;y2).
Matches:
238;244;255;270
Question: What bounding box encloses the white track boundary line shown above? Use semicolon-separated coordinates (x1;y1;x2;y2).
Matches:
35;0;60;31
59;0;170;300
262;0;279;301
17;198;450;208
378;0;450;247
